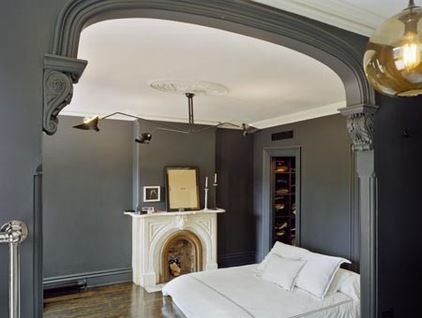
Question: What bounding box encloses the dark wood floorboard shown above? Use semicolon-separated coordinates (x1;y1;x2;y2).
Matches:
43;283;186;318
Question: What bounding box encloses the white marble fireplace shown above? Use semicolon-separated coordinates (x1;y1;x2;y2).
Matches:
125;209;225;291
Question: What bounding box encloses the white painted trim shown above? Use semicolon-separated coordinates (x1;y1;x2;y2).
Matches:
254;0;386;36
251;101;346;129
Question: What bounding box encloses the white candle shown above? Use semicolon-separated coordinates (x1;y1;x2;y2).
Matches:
214;173;217;184
205;176;208;188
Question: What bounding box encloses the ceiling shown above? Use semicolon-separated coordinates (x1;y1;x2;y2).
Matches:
65;18;346;128
67;1;409;127
254;0;408;36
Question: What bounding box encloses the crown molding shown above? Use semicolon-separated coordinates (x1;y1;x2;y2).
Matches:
62;101;346;130
253;0;385;36
251;101;346;129
60;101;346;129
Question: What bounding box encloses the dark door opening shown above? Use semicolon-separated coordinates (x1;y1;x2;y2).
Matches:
271;156;297;246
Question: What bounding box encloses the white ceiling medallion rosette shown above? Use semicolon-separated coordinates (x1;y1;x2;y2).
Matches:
150;80;229;96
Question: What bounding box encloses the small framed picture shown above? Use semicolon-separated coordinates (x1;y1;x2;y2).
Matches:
143;186;161;202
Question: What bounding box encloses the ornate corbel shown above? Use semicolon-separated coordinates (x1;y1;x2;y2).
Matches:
43;54;87;135
339;104;379;151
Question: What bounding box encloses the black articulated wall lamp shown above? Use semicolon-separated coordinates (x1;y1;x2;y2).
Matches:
72;111;184;144
135;132;152;144
73;116;100;131
73;94;261;143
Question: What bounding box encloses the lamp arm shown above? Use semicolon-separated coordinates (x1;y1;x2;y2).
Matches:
188;121;245;134
99;111;187;132
154;127;190;134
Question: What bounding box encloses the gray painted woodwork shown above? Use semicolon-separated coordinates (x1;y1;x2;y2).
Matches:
340;105;379;318
42;2;378;317
33;166;43;318
254;115;356;266
356;150;378;318
43;55;87;135
42;116;133;286
215;129;255;266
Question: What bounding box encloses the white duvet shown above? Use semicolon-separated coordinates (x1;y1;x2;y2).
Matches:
162;265;360;318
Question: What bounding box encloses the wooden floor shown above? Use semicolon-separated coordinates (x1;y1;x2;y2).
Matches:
43;283;186;318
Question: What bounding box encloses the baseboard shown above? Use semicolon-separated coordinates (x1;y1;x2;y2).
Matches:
43;267;132;289
218;251;256;268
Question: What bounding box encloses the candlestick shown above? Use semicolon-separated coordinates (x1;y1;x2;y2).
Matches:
204;187;209;210
213;180;218;210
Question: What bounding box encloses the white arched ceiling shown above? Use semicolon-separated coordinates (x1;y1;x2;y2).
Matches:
64;18;346;128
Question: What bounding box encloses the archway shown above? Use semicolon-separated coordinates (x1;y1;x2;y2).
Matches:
42;1;378;317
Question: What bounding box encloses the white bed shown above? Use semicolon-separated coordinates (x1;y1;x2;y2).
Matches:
162;264;360;318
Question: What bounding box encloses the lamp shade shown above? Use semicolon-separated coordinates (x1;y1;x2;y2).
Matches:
73;116;100;131
364;3;422;96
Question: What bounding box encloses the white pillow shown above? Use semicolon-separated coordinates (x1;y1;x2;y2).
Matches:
295;252;351;299
261;254;306;291
258;242;309;272
326;268;352;296
339;271;360;300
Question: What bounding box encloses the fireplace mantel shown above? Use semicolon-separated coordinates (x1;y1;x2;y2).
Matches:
125;209;225;219
125;209;225;292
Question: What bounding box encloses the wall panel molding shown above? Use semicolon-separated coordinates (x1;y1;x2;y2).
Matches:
43;267;132;288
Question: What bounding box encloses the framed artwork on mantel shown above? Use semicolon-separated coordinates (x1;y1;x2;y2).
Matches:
143;186;161;202
165;167;200;211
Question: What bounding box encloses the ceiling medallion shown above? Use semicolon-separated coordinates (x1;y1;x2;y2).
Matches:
149;80;229;96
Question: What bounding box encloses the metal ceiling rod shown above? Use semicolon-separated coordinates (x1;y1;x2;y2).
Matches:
186;93;195;131
0;220;28;318
408;0;416;8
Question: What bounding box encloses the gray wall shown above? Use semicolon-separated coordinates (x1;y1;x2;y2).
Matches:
42;116;133;286
254;114;355;263
375;94;422;317
0;0;66;316
134;121;216;211
216;129;255;266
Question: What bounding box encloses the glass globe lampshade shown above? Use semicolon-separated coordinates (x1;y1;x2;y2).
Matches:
364;1;422;96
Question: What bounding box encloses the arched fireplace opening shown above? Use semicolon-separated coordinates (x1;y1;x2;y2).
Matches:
160;230;203;283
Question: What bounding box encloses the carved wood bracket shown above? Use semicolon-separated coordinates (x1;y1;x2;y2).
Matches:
339;104;379;152
43;54;87;135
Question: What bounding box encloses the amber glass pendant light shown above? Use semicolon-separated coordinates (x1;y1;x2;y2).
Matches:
364;0;422;96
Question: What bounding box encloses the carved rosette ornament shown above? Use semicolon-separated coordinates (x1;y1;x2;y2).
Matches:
43;54;87;135
339;105;379;151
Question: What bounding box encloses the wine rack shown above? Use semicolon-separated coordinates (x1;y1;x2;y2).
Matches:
272;156;297;246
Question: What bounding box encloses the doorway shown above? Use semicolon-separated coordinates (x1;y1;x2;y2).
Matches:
36;1;378;318
271;156;298;247
263;147;301;254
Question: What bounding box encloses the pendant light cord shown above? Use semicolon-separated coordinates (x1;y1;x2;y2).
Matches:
408;0;416;8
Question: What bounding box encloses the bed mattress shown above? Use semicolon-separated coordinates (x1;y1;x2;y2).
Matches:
162;265;360;318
